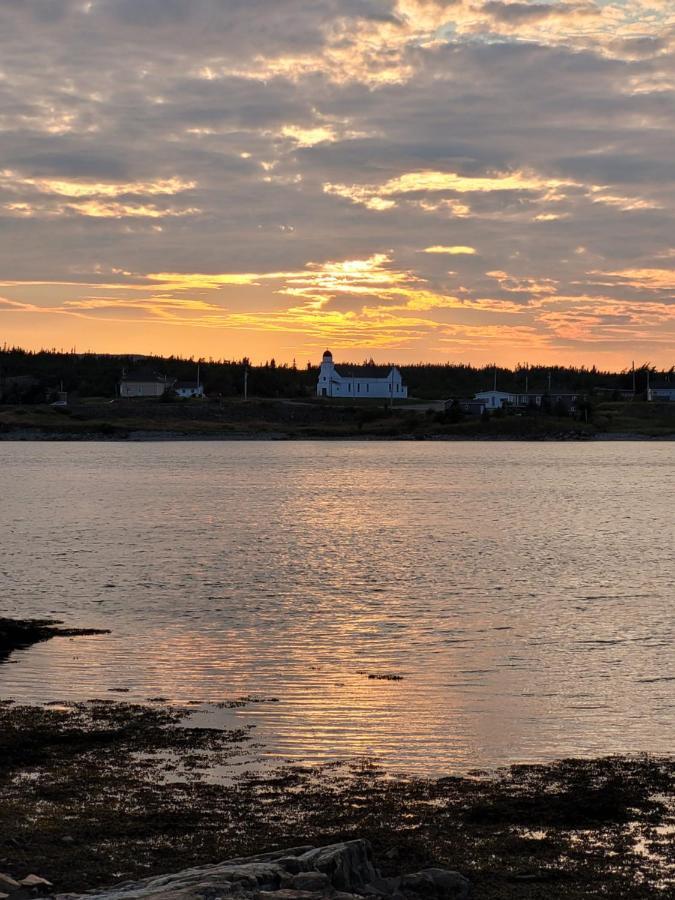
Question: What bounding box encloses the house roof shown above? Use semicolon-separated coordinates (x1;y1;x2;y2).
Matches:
121;369;171;384
335;365;399;379
475;390;579;400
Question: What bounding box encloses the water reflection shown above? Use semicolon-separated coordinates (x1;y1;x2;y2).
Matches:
0;441;673;774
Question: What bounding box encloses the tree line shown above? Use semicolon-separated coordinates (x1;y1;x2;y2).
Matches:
0;346;671;402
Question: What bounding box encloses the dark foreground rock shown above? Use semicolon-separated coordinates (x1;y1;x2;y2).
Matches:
54;841;468;900
0;872;52;900
0;618;109;662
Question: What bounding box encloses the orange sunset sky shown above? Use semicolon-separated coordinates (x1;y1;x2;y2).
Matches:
1;1;674;368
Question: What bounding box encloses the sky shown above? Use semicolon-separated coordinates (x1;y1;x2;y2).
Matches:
0;0;674;368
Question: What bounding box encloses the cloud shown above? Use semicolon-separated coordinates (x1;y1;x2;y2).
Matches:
0;173;194;198
423;245;476;254
596;268;675;291
324;168;574;211
0;0;674;365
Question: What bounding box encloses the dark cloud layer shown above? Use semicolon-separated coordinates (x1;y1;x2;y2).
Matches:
0;0;673;364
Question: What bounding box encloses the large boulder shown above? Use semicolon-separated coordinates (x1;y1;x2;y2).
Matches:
55;841;468;900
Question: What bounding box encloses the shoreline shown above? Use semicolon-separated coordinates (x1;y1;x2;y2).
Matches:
1;429;673;442
3;396;674;442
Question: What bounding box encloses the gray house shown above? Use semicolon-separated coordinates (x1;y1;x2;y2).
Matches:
119;370;174;398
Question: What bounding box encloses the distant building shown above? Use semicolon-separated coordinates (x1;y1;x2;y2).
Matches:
593;387;635;401
316;350;408;399
473;390;580;412
517;392;579;412
119;369;174;398
174;381;204;399
647;381;675;401
474;390;515;410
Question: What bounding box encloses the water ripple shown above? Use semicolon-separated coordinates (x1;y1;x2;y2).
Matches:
0;441;673;774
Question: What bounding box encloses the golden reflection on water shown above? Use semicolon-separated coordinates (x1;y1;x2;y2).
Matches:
0;441;673;774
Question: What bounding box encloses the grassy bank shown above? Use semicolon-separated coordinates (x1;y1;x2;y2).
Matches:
1;398;674;440
0;699;672;898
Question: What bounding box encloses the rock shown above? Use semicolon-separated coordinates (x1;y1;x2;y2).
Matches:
20;877;52;892
276;859;303;876
288;873;329;892
360;876;396;897
0;876;20;894
399;869;469;900
297;841;377;892
52;841;468;900
257;892;323;900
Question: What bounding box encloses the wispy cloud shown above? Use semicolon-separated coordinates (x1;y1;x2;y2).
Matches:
423;245;477;256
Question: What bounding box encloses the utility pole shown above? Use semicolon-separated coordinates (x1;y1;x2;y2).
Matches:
632;360;636;398
243;365;248;401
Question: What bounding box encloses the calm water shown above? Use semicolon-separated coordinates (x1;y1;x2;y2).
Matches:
0;441;673;774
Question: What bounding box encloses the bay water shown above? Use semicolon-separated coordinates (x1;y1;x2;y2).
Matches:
1;441;672;774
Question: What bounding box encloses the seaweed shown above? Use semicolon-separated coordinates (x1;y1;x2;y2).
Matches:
0;701;672;898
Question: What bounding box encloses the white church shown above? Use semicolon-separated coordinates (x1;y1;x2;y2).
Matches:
316;350;408;399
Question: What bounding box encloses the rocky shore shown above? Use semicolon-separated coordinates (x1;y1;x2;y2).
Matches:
0;697;673;899
0;618;109;663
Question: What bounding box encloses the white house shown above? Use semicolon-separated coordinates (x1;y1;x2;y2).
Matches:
316;350;407;399
474;390;515;410
648;382;675;401
174;381;204;399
